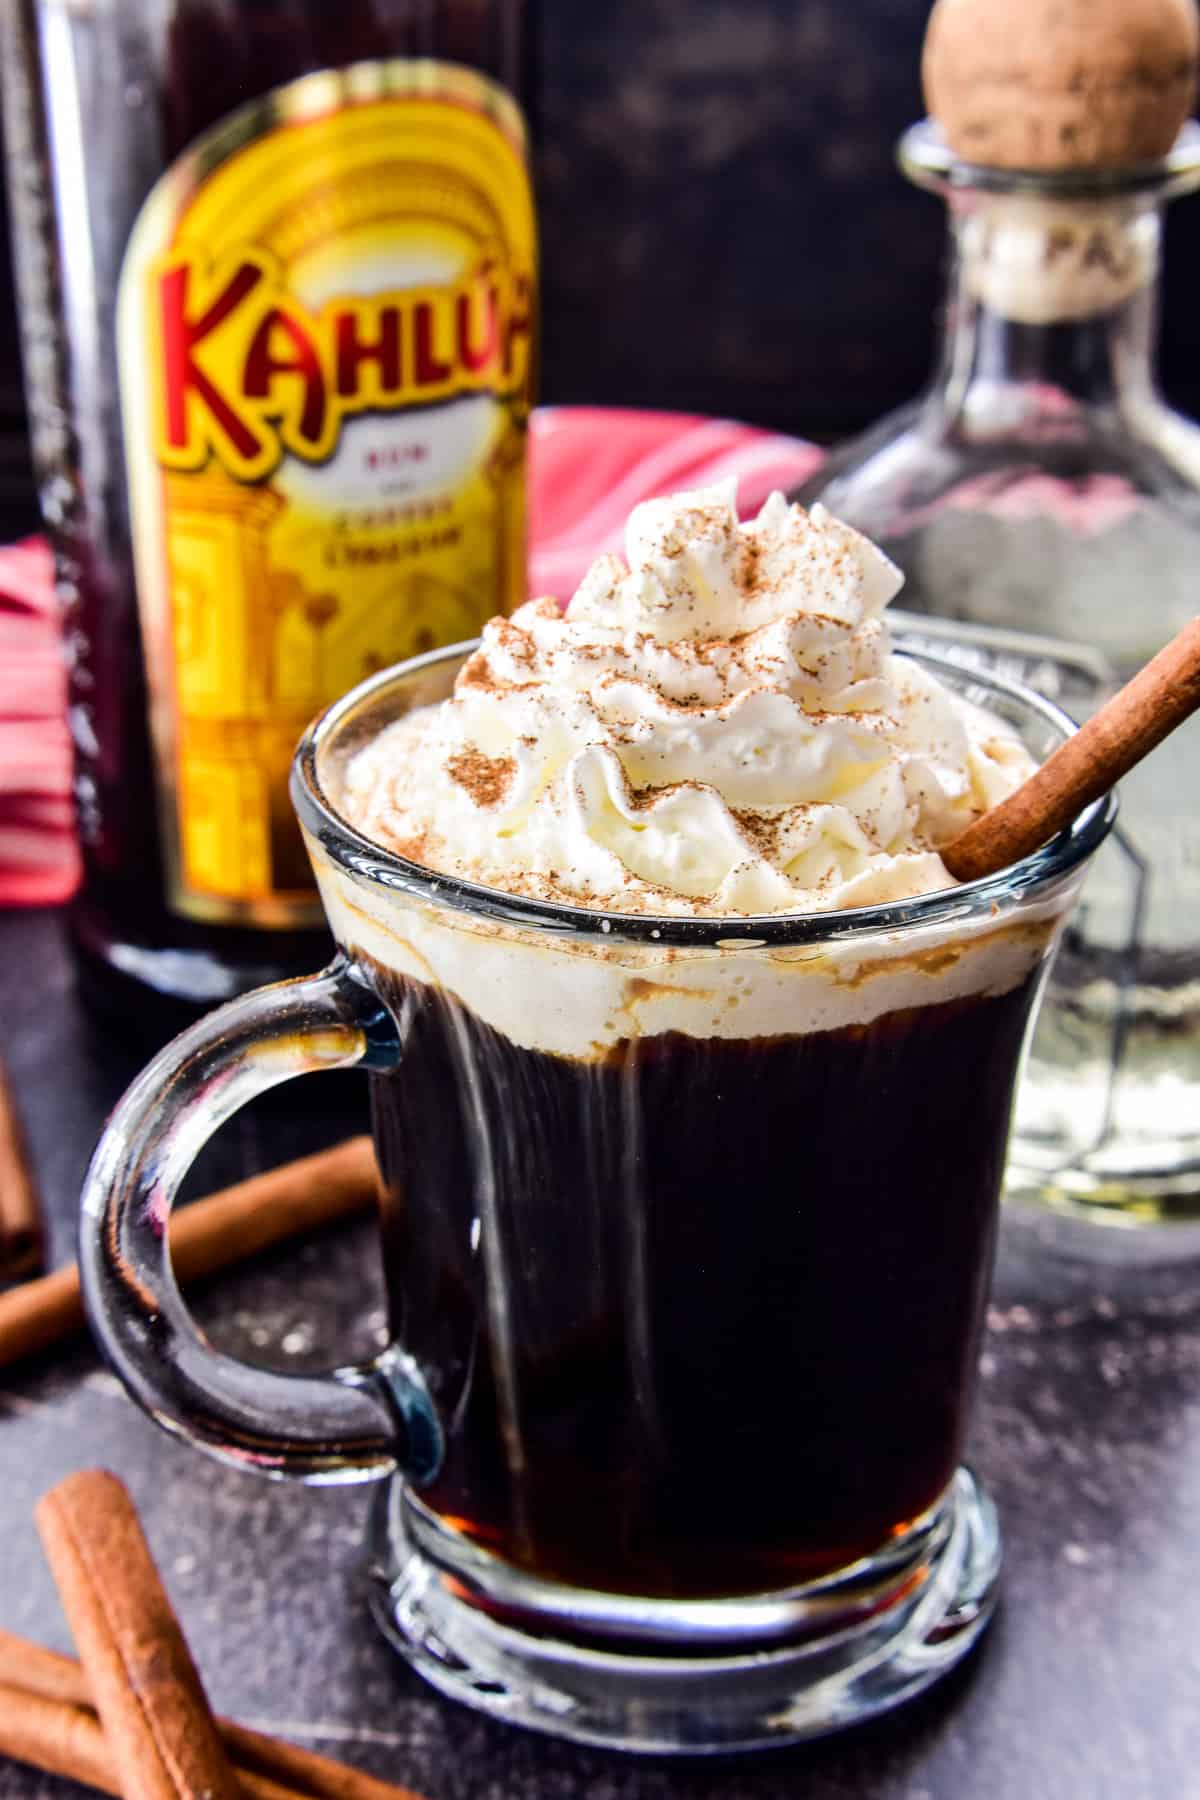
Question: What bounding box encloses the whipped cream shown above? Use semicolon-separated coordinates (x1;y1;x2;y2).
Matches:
340;484;1033;917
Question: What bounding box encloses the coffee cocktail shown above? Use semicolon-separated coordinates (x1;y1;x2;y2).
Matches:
366;960;1036;1600
328;486;1046;1602
79;484;1113;1753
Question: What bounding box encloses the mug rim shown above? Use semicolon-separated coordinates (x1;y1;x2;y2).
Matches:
291;637;1115;951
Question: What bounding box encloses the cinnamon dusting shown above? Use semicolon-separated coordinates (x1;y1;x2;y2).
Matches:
446;747;517;807
456;650;499;692
733;808;787;859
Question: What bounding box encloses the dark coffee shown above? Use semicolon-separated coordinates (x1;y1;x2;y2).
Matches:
369;959;1038;1601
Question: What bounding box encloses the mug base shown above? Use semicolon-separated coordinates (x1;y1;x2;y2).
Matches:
365;1465;1000;1755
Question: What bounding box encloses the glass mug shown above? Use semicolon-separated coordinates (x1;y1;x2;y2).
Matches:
79;644;1112;1755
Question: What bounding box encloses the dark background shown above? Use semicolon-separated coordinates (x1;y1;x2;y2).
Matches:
2;0;1200;543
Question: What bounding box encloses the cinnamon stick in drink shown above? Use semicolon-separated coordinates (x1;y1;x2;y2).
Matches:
0;1134;380;1368
0;1628;430;1800
36;1469;242;1800
0;1053;44;1280
942;616;1200;883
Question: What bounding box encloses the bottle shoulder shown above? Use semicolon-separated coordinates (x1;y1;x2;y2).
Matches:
807;390;1200;514
800;392;1200;668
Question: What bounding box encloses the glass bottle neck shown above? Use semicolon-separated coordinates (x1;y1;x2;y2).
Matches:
933;193;1162;431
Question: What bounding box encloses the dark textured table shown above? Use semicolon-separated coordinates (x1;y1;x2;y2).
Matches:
3;903;1200;1800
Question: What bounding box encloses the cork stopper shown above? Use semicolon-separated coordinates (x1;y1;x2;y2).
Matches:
923;0;1200;171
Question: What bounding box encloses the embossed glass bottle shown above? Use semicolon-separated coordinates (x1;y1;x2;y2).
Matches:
1;0;535;1035
796;121;1200;1236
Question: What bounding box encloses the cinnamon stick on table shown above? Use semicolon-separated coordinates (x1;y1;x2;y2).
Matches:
9;1516;428;1800
0;1133;381;1369
0;1681;116;1797
0;1052;44;1281
36;1469;243;1800
0;1671;426;1800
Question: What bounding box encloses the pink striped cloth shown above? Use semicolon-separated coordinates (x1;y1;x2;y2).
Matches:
0;536;78;906
0;409;821;908
528;408;822;597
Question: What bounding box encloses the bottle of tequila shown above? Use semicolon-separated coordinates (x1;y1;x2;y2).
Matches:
796;120;1200;1235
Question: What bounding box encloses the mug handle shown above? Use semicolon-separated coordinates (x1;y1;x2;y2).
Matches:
78;959;442;1485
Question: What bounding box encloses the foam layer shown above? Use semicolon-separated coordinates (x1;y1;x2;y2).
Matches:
340;485;1034;917
310;840;1063;1059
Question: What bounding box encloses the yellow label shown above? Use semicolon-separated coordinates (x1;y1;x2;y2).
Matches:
118;60;536;927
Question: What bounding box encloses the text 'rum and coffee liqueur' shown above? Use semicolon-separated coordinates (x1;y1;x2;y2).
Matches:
1;0;536;1032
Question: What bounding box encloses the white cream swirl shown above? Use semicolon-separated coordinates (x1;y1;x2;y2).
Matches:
340;483;1034;915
